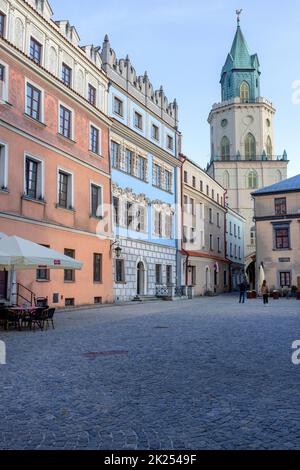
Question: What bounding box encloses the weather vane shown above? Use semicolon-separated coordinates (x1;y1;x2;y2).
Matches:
236;9;243;24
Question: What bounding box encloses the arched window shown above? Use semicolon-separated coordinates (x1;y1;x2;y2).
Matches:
266;136;272;157
245;133;256;160
276;170;282;183
221;136;230;161
240;81;250;102
223;170;230;189
248;170;258;189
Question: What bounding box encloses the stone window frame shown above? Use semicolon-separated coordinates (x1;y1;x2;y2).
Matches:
25;78;45;123
89;122;102;156
90;180;103;219
0;140;8;190
58;100;74;141
23;152;45;201
0;58;9;102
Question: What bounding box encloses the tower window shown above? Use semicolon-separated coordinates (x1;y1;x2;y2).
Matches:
245;133;256;160
240;81;250;103
221;136;230;161
248;170;258;189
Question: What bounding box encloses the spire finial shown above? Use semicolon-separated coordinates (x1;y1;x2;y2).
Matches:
236;9;243;25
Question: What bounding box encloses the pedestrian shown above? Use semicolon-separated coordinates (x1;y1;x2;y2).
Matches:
261;280;269;304
239;280;246;304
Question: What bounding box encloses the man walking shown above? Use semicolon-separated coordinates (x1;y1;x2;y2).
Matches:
239;279;247;304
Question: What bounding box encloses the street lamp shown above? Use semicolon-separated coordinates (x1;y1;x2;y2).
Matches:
110;241;122;258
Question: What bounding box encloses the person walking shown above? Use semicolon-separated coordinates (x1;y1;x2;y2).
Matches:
261;280;269;304
239;280;246;304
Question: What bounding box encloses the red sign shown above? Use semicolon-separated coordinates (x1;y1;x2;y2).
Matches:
54;260;61;265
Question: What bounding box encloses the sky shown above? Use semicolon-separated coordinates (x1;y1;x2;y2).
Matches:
50;0;300;177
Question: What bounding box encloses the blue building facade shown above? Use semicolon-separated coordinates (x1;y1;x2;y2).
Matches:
101;37;182;301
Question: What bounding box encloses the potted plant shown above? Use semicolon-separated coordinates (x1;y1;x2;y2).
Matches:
273;290;280;300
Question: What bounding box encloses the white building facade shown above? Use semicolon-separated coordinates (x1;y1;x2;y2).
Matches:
226;208;245;290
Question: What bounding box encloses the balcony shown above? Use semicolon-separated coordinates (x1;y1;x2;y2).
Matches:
212;154;288;163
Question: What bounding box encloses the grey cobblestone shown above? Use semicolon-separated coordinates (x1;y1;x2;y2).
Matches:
1;294;300;449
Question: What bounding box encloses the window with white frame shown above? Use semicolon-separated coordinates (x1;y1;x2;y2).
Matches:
58;170;73;209
190;198;195;216
0;61;8;101
113;96;123;116
0;12;6;38
136;205;146;232
111;141;121;169
137;155;147;181
164;169;172;192
24;155;43;200
154;209;163;237
90;125;101;155
125;149;134;175
88;83;96;106
59;104;73;139
90;183;103;218
61;63;72;87
155;264;162;285
30;37;42;66
153;163;161;188
165;214;173;239
152;124;159;141
26;82;43;122
190;228;196;244
0;142;8;189
167;134;174;151
134;111;143;130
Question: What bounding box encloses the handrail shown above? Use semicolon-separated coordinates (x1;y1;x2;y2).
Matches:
12;283;36;307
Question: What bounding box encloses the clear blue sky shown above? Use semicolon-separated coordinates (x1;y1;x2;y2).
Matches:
50;0;299;177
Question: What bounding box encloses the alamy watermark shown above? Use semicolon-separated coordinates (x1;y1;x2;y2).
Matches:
291;341;300;365
0;340;6;365
292;81;300;104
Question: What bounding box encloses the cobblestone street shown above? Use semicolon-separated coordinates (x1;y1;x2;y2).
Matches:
1;295;300;450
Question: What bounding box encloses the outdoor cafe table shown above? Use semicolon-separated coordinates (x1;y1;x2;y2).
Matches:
5;307;38;330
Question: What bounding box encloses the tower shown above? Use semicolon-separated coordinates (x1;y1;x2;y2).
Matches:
207;12;288;285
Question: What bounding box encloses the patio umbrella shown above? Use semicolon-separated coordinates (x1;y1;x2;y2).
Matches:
0;236;83;270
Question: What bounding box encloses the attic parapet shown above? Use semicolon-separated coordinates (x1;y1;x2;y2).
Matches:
100;35;179;128
211;96;274;111
55;20;80;47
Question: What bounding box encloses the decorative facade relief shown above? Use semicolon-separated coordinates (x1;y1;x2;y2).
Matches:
14;17;24;51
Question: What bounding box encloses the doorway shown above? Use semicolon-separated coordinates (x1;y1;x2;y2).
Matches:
0;271;8;299
137;262;145;296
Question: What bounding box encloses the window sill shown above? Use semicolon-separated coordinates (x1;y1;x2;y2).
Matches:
55;204;76;213
273;248;292;252
152;184;173;195
112;166;148;184
0;99;13;107
24;113;46;128
93;282;103;285
115;281;126;285
90;214;104;220
89;150;103;159
113;111;124;119
22;195;46;205
0;188;9;194
36;279;50;283
64;281;75;284
57;133;76;144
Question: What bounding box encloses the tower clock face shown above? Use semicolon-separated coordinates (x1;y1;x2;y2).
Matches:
221;119;228;128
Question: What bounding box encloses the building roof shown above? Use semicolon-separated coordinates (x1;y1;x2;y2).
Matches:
229;25;252;69
253;174;300;196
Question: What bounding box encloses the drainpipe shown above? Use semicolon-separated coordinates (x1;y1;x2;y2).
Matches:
179;153;190;286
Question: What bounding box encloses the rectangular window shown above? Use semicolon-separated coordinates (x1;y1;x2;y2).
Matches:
137;156;146;181
217;237;221;253
91;184;102;218
153;164;161;187
154;210;163;237
113;196;120;226
165;170;172;192
191;198;195;216
62;63;72;87
155;264;162;285
136;206;146;232
94;297;102;304
90;125;100;154
224;270;227;286
26;83;41;121
183;225;188;244
115;259;125;283
111;141;120;169
134;111;143;130
152;124;159;141
230;222;232;235
206;185;209;196
0;12;5;38
275;198;287;216
190;228;196;244
239;246;241;259
113;96;123;116
234;224;237;237
165;214;173;239
93;253;102;283
217;212;220;227
200;180;203;192
30;37;42;65
209;208;213;223
192;176;196;188
125;149;133;175
64;249;75;282
36;245;50;281
212;189;215;200
275;228;290;250
126;202;133;229
166;265;172;285
65;298;75;307
25;157;38;199
184;171;188;184
0;63;7;101
88;84;96;106
210;234;213;251
238;226;241;239
167;135;174;150
234;245;237;258
230;243;233;257
183;195;188;212
0;143;7;189
59;105;72;139
280;272;291;288
191;266;196;286
58;170;72;209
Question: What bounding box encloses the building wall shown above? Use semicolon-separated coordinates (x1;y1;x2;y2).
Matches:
226;208;245;289
254;191;300;292
182;159;229;296
0;1;113;307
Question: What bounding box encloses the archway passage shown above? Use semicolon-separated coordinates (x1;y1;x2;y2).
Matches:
137;262;145;296
246;260;256;291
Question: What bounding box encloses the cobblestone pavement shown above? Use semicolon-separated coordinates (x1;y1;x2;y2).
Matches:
1;295;300;450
